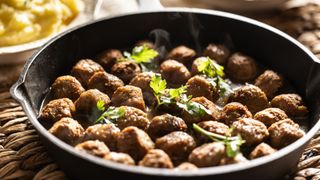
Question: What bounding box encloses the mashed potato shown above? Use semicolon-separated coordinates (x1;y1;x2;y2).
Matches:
0;0;82;47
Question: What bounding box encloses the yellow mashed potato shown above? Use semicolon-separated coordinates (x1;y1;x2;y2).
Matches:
0;0;82;47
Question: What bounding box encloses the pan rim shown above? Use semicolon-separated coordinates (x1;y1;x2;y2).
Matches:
10;7;320;177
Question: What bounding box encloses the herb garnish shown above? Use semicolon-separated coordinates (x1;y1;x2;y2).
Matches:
197;57;233;97
149;74;212;117
123;45;159;72
193;123;245;158
95;100;125;124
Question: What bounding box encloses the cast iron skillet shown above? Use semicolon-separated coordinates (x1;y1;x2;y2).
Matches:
10;1;320;179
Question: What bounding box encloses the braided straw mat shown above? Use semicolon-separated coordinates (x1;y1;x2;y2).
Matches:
2;3;320;180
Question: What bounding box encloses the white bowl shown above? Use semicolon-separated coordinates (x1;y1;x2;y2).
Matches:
201;0;289;12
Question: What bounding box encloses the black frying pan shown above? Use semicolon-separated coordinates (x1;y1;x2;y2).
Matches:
10;1;320;179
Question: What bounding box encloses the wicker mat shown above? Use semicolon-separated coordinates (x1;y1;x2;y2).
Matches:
2;3;320;180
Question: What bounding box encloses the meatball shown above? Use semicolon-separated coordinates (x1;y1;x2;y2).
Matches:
221;102;252;126
220;153;248;165
196;121;229;144
268;119;305;148
135;40;155;49
75;140;110;158
166;45;196;65
156;131;196;164
104;152;135;165
84;124;120;151
255;70;283;98
71;59;104;87
182;97;220;124
129;72;156;106
87;71;124;97
229;85;269;114
271;94;308;117
111;61;141;83
138;149;174;168
254;108;288;127
160;60;191;87
146;114;187;140
40;98;75;122
49;117;84;146
191;57;209;75
226;53;258;82
176;162;198;170
203;43;230;65
249;143;277;159
75;89;110;119
96;49;123;71
188;142;225;167
111;85;145;111
186;75;218;102
117;106;149;130
117;126;154;161
232;118;269;146
51;75;85;101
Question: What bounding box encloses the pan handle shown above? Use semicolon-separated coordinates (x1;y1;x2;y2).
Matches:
138;0;164;11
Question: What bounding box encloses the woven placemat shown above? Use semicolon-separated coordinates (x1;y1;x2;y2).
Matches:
2;3;320;180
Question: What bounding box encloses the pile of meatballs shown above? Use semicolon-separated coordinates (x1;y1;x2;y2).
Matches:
40;40;308;170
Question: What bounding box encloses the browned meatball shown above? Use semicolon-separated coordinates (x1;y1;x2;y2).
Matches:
226;53;258;82
203;43;230;65
71;59;104;87
188;142;225;167
103;152;135;165
111;85;145;111
156;131;196;164
111;61;141;83
229;85;269;114
51;75;85;101
176;162;198;170
75;140;110;158
271;94;308;117
254;108;288;127
117;126;154;161
221;102;252;126
129;72;156;106
49;117;84;146
117;106;149;130
268;119;305;148
146;114;187;140
138;149;174;168
84;124;120;151
232;118;269;146
220;153;248;165
186;76;218;102
191;57;209;75
249;143;277;159
87;71;124;97
41;98;75;122
135;40;155;49
75;89;110;117
160;60;191;87
182;96;220;124
196;121;229;144
166;45;196;65
96;49;123;71
255;70;283;98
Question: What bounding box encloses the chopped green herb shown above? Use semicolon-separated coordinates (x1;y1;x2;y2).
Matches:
193;123;245;158
168;86;187;100
124;45;158;64
95;102;125;124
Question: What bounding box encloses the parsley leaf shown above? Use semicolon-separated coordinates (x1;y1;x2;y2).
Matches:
193;123;245;158
150;74;167;95
95;102;125;124
168;86;187;100
125;45;158;64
